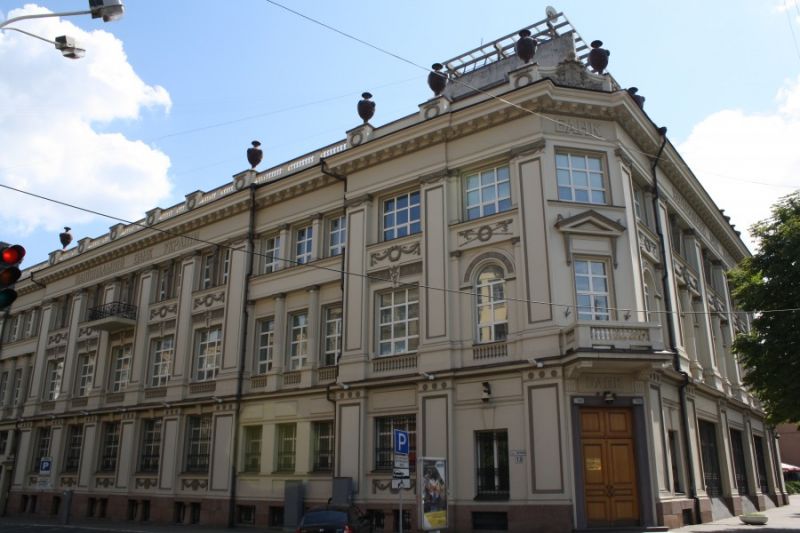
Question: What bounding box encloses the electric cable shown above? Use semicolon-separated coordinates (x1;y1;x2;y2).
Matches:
1;181;797;318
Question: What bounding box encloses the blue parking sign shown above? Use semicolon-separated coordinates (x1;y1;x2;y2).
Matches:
394;429;409;455
39;457;52;475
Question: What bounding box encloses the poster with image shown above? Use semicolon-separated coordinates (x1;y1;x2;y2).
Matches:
420;457;447;530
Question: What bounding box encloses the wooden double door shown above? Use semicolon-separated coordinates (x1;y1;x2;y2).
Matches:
580;407;640;527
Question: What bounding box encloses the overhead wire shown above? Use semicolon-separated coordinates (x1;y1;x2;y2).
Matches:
1;181;797;318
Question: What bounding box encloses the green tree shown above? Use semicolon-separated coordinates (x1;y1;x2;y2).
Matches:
728;191;800;424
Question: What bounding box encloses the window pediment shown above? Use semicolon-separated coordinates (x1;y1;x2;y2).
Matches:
555;210;625;269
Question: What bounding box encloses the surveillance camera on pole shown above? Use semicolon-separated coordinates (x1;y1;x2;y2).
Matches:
89;0;125;22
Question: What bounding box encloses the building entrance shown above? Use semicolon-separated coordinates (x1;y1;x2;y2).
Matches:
579;407;640;527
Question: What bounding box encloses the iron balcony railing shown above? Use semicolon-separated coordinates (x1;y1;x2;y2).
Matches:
87;301;137;321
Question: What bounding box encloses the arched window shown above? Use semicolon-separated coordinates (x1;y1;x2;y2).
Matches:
476;266;508;343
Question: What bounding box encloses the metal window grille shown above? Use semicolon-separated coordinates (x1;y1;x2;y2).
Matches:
186;415;211;472
243;426;262;473
100;423;120;472
63;425;83;472
312;421;334;471
375;415;416;471
475;430;509;499
139;419;162;473
276;424;296;472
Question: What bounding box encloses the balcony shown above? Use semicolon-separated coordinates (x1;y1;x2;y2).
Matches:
86;302;137;332
574;321;664;352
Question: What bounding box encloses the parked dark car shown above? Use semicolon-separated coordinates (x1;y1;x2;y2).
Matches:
296;505;372;533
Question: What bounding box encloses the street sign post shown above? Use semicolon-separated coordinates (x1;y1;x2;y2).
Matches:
393;429;409;533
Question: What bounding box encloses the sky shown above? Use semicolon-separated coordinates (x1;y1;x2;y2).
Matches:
1;0;799;268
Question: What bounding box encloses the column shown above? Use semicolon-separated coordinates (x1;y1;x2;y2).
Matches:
311;214;323;262
2;358;17;409
174;255;199;384
267;293;286;390
28;303;54;403
684;233;722;388
278;224;291;271
711;317;730;392
131;269;156;387
307;286;320;370
654;199;688;369
678;289;703;380
221;241;248;371
60;291;87;401
421;174;449;362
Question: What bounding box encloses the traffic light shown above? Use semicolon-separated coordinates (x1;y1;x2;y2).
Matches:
0;243;25;310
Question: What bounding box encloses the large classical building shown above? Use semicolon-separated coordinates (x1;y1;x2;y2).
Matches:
0;11;788;532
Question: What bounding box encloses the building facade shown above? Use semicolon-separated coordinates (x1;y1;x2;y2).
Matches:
0;13;788;532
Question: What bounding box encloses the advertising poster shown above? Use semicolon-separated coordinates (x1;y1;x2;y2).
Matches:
420;457;447;530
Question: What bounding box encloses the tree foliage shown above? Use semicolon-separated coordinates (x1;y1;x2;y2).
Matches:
729;191;800;424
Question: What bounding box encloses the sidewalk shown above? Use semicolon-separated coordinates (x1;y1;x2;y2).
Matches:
670;495;800;532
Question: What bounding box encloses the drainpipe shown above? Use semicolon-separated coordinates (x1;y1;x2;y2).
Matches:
650;127;701;523
320;158;347;487
228;184;257;528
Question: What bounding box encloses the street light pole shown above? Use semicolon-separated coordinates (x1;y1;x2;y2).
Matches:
0;1;123;59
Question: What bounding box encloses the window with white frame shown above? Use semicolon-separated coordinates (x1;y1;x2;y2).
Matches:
383;191;421;240
312;420;334;471
256;318;275;374
149;336;173;387
221;248;231;284
288;312;308;370
243;425;262;473
262;235;281;273
200;251;216;290
465;165;511;220
44;359;64;400
377;287;419;356
63;424;83;473
0;372;7;405
476;266;508;343
186;414;212;472
199;248;229;289
75;354;94;397
156;264;173;302
23;309;38;338
195;327;222;381
33;427;51;471
109;344;132;392
139;419;162;473
633;185;647;225
12;368;22;406
99;422;120;472
328;215;347;256
275;423;297;472
556;152;606;204
574;259;611;321
295;225;313;264
322;306;342;367
375;415;416;470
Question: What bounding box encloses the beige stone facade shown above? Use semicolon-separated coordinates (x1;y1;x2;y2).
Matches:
0;16;788;532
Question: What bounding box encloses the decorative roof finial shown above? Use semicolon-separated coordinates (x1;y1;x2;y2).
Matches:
59;227;73;250
514;29;538;63
247;140;263;169
588;40;610;74
357;92;375;123
427;63;448;96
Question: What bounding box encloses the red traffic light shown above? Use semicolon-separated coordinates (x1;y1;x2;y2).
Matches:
1;244;25;265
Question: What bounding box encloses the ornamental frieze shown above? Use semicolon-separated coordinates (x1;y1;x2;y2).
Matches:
182;478;209;491
150;303;178;321
369;241;420;267
458;219;513;246
135;477;158;490
193;291;225;311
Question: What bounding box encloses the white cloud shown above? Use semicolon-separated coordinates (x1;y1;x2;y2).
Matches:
0;4;172;235
678;76;800;252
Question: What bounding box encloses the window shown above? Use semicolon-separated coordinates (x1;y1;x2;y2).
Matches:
44;359;64;401
200;252;216;290
295;225;313;264
221;248;231;284
100;422;120;472
375;415;416;471
276;423;297;472
109;344;132;392
633;186;648;225
556;152;606;204
23;309;38;338
262;235;281;273
9;315;21;342
63;425;83;473
33;427;51;471
476;266;508;343
195;327;222;381
378;288;419;356
243;426;262;473
76;354;95;397
313;421;334;472
0;372;7;404
149;336;173;387
475;430;509;499
383;191;421;240
139;419;162;473
12;368;22;406
465;165;511;220
0;431;7;455
574;259;610;321
186;415;212;472
256;318;275;374
668;430;683;493
156;263;180;302
328;215;347;256
288;312;308;370
199;248;229;289
55;295;73;329
322;306;342;367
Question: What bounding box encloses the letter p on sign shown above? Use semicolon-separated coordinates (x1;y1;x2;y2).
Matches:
394;429;409;455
